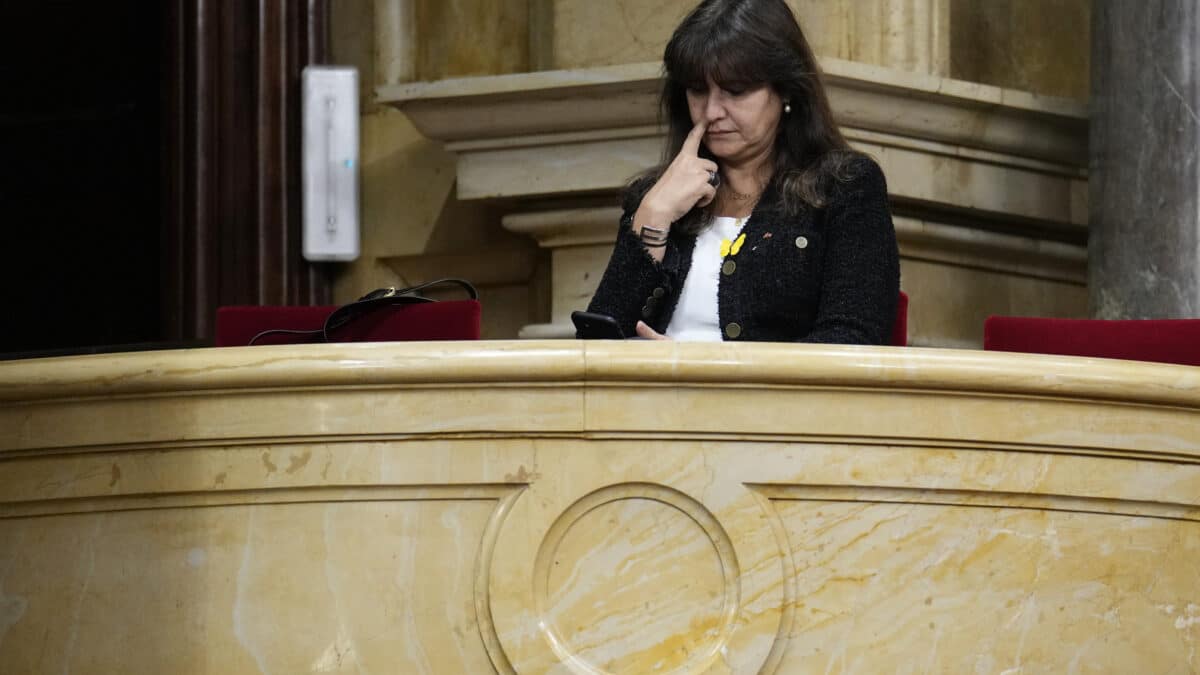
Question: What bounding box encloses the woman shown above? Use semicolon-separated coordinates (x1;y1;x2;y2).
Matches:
584;0;900;344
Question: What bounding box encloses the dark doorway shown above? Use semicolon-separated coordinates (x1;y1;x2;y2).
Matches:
0;1;166;355
1;1;331;359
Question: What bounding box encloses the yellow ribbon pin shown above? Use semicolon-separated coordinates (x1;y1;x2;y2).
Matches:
731;233;746;255
721;233;747;258
721;217;749;258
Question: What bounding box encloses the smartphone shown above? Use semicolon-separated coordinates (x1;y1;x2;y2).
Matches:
571;311;626;339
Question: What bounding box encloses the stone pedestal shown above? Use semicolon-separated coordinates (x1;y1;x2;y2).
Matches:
1090;0;1200;319
501;207;620;338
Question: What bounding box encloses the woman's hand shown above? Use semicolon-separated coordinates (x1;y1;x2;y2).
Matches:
634;122;719;233
636;321;672;340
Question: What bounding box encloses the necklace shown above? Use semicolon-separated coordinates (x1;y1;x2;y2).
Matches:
717;180;764;220
714;188;761;222
721;174;766;202
726;187;758;202
713;177;763;257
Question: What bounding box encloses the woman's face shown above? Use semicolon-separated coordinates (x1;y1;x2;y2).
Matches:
686;77;783;167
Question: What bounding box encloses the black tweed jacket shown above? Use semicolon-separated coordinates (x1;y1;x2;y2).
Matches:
584;156;900;344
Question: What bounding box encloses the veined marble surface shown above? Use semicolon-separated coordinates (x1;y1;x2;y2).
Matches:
1;341;1199;673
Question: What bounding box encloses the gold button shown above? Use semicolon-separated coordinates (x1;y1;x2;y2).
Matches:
653;287;666;298
795;236;809;249
724;322;742;339
722;260;737;276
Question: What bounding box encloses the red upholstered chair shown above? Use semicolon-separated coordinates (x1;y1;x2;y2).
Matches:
215;301;481;347
890;291;909;347
983;316;1200;366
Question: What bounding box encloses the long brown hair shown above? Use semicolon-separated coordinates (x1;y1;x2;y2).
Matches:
632;0;859;233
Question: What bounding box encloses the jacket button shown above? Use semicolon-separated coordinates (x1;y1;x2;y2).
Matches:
795;236;809;249
652;287;666;298
646;296;658;309
721;260;737;276
642;306;653;318
724;322;742;339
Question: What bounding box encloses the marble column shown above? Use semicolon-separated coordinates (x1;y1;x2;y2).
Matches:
374;0;416;84
547;0;951;75
1090;0;1200;319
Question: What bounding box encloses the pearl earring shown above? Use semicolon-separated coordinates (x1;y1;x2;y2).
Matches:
784;102;792;114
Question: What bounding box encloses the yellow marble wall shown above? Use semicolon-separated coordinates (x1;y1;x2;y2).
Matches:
950;0;1090;100
901;259;1087;348
414;0;530;80
549;0;950;75
544;0;1088;99
541;0;691;69
546;0;951;74
0;498;500;672
772;494;1199;671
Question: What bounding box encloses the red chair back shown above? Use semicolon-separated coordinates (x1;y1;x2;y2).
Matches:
984;316;1200;366
890;291;909;347
215;301;482;347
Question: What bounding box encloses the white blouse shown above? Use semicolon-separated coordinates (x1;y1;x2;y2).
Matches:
665;216;747;341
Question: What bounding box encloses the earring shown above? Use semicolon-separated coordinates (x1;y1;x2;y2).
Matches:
784;102;792;114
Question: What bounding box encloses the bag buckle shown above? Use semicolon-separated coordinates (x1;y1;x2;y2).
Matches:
358;287;399;301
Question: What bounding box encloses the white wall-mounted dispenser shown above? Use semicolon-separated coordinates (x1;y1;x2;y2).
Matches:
302;66;360;262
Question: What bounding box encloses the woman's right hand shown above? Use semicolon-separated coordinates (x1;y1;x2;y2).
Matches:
634;122;719;233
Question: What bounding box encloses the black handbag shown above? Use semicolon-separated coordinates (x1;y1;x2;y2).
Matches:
248;278;478;345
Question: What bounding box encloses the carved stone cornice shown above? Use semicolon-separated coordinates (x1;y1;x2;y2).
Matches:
380;58;1087;163
379;62;663;144
501;207;622;249
380;59;1087;229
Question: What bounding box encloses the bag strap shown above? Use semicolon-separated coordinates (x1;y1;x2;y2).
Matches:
322;278;477;339
247;278;478;345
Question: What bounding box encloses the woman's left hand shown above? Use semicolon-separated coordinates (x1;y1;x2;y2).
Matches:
636;321;672;340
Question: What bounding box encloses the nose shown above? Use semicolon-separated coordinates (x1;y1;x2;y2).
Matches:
703;92;726;123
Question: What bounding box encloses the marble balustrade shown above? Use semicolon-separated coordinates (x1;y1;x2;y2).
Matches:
1;342;1199;673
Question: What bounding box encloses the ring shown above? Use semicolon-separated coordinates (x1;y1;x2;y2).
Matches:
707;170;721;188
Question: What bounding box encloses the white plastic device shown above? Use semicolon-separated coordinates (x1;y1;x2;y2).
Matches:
302;66;360;261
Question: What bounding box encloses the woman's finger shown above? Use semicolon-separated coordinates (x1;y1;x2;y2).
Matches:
636;321;671;340
681;121;708;157
696;184;717;208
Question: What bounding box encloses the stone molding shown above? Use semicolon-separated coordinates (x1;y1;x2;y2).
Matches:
380;59;1085;163
381;59;1086;228
501;207;622;249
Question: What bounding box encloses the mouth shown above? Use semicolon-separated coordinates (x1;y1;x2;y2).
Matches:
706;130;735;137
